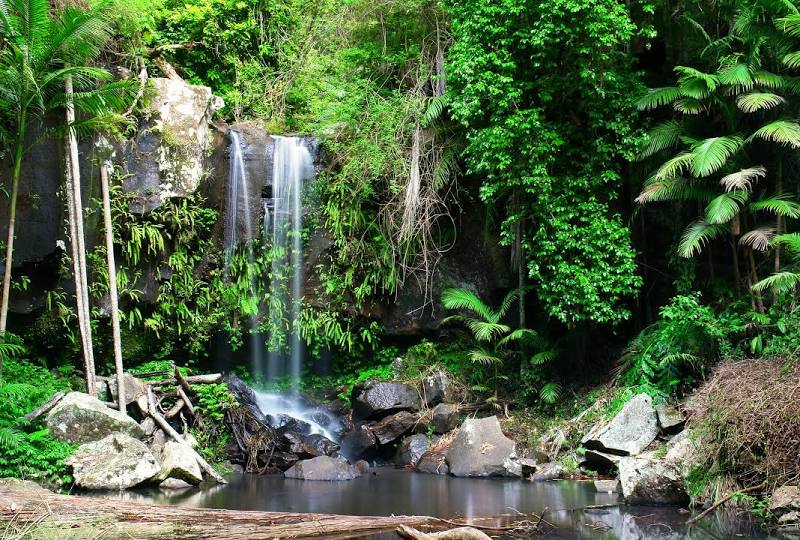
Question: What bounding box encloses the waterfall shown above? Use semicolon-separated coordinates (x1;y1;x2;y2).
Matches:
225;132;262;376
265;136;314;381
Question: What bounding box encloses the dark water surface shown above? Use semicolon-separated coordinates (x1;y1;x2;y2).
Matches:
91;468;772;539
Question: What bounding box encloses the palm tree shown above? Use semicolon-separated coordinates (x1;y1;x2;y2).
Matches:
442;287;561;403
0;0;126;396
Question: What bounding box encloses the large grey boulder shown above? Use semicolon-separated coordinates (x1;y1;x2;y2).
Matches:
396;434;431;467
67;433;160;490
352;381;421;421
529;462;563;482
156;441;203;485
339;426;378;461
446;416;521;477
618;455;689;506
283;456;360;481
46;392;144;444
582;394;658;456
431;403;460;434
656;404;685;434
125;78;223;213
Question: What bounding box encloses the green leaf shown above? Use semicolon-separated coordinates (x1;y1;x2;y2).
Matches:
736;92;785;113
752;271;800;293
750;120;800;147
654;152;694;180
783;51;800;69
638;120;683;159
718;63;754;90
466;320;510;342
539;382;562;404
752;70;786;89
636;177;714;204
531;349;558;365
771;232;800;254
468;348;503;366
690;136;742;177
442;288;495;322
636;87;683;110
673;98;706;114
678;220;728;258
749;195;800;218
705;191;748;224
675;66;719;98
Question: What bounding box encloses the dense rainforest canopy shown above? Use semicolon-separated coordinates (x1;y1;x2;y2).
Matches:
3;0;800;511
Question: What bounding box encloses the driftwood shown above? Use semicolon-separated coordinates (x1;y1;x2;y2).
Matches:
176;386;195;415
146;387;227;485
397;525;492;540
164;398;185;419
154;373;223;388
687;482;765;525
23;392;64;423
0;485;440;539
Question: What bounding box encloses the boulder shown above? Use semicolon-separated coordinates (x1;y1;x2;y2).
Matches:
617;455;689;505
108;373;147;407
369;411;419;445
581;394;658;456
417;451;449;475
519;458;538;476
595;479;621;493
352;381;421;421
140;417;156;437
339;426;378;461
157;441;203;485
656;404;685;434
664;431;700;477
151;429;167;457
67;433;160;490
46;392;144;444
396;435;431;467
446;416;521;477
529;462;563;482
283;456;360;481
430;403;460;434
422;371;453;405
160;478;194;490
771;486;800;518
303;434;340;457
582;449;623;472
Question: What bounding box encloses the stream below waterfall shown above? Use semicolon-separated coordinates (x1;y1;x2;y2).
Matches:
89;469;770;539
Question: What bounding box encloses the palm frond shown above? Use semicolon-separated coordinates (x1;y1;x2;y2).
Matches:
718;62;754;90
469;348;503;366
636;177;714;204
753;70;786;89
705;191;748;224
496;287;530;321
778;14;800;37
675;66;719;98
655;152;694;180
720;166;766;191
442;288;494;322
539;382;562;404
752;271;800;293
638;120;683;159
749;195;800;218
421;95;447;127
771;232;800;254
636;87;683;110
750;120;800;147
497;328;541;348
736;92;785;113
739;227;776;251
784;51;800;69
678;220;728;258
691;136;742;177
531;349;558;365
673;98;707;114
467;320;510;343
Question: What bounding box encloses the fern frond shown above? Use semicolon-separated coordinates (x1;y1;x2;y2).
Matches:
720;166;766;191
750;120;800;147
691;136;742;177
421;95;447;127
0;427;23;449
467;320;510;343
736;92;785;113
531;349;559;365
678;220;728;258
497;328;541;348
705;191;748;224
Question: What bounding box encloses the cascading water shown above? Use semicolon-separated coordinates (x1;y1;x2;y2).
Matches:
264;136;314;381
225;132;263;376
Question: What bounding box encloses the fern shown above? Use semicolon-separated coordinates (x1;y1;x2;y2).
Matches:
539;382;562;404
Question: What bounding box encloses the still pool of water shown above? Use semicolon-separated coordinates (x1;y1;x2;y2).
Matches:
90;469;770;539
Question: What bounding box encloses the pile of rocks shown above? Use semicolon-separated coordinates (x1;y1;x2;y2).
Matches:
46;390;208;490
580;393;696;505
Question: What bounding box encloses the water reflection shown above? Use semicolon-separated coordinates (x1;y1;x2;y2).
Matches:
88;469;771;539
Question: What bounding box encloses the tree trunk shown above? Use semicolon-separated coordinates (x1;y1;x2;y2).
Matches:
65;74;96;395
100;162;125;411
0;114;26;340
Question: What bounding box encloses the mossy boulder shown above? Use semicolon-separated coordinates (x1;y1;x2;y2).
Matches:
46;392;144;444
67;433;160;490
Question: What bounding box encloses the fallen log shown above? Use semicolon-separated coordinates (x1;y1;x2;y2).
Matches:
155;373;223;387
23;392;65;423
397;525;492;540
176;386;195;415
164;398;185;419
0;484;440;539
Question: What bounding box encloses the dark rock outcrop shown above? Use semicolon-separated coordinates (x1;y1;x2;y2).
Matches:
430;403;460;434
369;411;419;445
416;451;449;475
352;381;421;421
422;370;452;405
395;434;431;467
340;426;378;461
